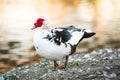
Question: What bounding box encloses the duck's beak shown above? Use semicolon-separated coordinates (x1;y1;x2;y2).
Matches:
31;26;36;30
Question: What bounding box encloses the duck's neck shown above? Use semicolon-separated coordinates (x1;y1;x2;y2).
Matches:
41;25;51;31
42;20;51;31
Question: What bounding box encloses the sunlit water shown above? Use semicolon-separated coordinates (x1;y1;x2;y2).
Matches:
0;0;120;73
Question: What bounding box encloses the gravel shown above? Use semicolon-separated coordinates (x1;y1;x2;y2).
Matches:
1;48;120;80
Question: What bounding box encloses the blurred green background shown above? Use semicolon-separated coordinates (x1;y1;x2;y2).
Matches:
0;0;120;73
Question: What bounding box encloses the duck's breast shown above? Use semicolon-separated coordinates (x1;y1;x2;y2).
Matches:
33;29;71;60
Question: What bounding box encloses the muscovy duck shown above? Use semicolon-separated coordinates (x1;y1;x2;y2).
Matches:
31;18;95;69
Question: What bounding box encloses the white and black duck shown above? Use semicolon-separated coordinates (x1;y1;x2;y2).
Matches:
31;17;96;69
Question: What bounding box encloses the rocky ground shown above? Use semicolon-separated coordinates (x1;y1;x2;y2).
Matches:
0;48;120;80
0;39;120;73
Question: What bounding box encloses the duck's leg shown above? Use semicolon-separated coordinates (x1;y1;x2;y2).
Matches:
59;55;69;69
64;55;69;69
54;61;59;69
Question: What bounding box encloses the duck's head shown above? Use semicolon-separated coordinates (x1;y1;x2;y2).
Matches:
31;17;50;30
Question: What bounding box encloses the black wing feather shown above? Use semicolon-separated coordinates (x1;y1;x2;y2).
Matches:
44;25;82;46
53;28;72;44
52;25;82;45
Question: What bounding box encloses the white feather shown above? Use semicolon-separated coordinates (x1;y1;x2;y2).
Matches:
33;29;71;60
67;31;84;45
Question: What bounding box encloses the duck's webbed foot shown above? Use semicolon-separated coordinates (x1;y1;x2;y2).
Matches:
54;56;69;69
58;56;69;69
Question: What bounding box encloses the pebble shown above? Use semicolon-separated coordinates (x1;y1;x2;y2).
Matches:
0;76;4;80
109;73;117;78
105;66;110;70
83;54;90;58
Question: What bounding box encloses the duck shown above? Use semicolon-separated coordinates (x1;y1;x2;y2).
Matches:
31;17;95;69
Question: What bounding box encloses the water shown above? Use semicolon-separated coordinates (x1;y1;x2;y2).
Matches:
0;0;120;73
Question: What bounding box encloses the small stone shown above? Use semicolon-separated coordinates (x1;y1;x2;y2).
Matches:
110;73;116;78
109;56;113;60
0;76;4;80
103;71;108;77
106;48;113;53
83;54;90;58
105;66;110;70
